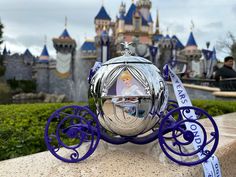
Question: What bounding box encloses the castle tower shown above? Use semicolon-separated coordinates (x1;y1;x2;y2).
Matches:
52;27;76;77
156;35;174;69
180;31;202;77
36;44;50;93
136;0;152;21
117;2;126;33
181;31;202;61
76;40;97;102
51;25;77;100
94;5;111;36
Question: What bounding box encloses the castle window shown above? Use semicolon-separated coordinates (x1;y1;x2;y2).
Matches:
134;18;141;31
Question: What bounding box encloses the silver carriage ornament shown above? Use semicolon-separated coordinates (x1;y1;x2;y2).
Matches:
44;42;221;175
90;43;168;136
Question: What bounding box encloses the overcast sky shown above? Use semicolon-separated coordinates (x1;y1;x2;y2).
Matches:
0;0;236;59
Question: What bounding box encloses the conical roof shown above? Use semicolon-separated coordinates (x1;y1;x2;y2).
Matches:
95;6;111;20
186;32;197;47
39;45;49;63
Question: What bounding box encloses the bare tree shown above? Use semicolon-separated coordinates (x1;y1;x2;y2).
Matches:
217;31;236;60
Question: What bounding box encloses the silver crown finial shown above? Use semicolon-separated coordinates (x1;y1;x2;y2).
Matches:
121;42;134;56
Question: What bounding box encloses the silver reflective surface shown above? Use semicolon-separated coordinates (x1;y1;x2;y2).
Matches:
90;55;168;136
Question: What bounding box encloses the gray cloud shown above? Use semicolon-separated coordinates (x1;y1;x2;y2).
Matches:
232;4;236;17
1;0;236;59
204;22;223;29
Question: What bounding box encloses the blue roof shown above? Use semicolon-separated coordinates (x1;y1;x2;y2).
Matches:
165;34;171;39
39;45;49;62
172;35;184;49
24;49;33;57
124;3;136;24
81;41;96;51
3;45;7;55
153;34;163;41
186;32;197;47
119;13;125;20
147;13;153;23
95;6;111;20
141;14;148;26
212;47;217;60
124;3;148;26
60;28;71;38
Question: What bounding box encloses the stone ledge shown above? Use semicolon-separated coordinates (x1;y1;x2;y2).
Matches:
167;82;220;92
213;91;236;98
0;113;236;177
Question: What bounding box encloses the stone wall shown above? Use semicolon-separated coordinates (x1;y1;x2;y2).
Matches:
4;54;33;81
74;55;96;102
36;63;49;93
48;69;75;101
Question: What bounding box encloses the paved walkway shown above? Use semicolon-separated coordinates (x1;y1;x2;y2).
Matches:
0;113;236;177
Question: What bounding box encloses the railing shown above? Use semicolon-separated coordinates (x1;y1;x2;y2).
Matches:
218;78;236;91
181;78;236;91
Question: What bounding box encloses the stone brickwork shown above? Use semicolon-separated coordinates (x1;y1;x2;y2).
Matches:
48;68;75;101
4;54;34;81
74;56;96;102
35;63;49;93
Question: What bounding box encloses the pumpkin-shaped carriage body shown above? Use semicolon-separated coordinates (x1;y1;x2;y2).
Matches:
90;55;168;137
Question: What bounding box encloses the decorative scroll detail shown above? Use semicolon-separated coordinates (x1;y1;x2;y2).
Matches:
158;106;219;166
44;105;100;163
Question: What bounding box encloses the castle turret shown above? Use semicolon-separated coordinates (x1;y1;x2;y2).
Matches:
136;0;152;21
181;32;202;61
117;2;126;33
52;28;76;76
36;44;50;93
179;31;202;77
94;6;111;36
77;40;97;102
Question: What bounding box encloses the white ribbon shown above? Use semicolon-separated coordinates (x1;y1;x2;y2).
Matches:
166;65;221;177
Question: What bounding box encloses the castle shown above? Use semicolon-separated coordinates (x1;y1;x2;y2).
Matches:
1;0;217;102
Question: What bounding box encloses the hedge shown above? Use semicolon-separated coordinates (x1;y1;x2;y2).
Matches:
0;102;85;161
0;100;236;161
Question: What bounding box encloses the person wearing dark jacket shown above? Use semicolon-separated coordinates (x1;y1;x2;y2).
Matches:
215;56;236;80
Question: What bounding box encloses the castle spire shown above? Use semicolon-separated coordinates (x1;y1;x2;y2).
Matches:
65;16;68;28
190;20;194;31
39;42;49;63
155;9;160;35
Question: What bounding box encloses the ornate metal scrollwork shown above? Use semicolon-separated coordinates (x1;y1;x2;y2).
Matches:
44;105;100;163
158;106;219;166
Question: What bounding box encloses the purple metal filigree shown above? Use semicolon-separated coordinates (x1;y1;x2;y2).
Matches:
44;105;100;163
158;106;219;166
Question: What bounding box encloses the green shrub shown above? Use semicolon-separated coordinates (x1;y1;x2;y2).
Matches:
192;100;236;117
7;79;36;93
0;102;85;161
0;82;11;104
0;65;5;76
